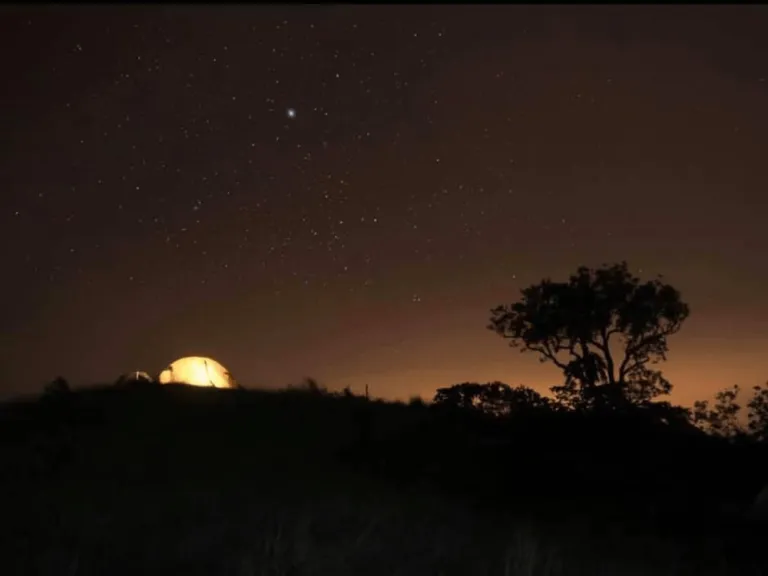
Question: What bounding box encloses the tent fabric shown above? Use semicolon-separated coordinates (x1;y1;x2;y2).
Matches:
158;356;237;389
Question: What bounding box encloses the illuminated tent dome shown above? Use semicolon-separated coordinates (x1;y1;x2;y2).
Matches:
158;356;237;389
115;371;154;386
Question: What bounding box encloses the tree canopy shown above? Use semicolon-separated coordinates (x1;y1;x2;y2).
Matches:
433;381;552;417
694;383;768;443
488;262;689;412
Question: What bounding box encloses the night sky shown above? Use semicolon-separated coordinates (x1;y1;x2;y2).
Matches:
3;6;767;405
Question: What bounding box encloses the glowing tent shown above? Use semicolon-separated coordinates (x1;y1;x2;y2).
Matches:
158;356;237;389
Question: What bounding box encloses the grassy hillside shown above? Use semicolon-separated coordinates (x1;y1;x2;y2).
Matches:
1;383;766;575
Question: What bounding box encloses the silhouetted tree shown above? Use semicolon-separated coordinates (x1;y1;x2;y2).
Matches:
746;383;768;442
690;382;768;444
693;385;744;438
407;395;426;408
433;381;552;418
488;262;689;413
433;382;483;411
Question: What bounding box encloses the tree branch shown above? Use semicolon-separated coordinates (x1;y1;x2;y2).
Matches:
594;328;617;385
530;342;572;372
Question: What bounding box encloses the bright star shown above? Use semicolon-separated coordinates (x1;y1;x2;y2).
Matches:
286;108;296;119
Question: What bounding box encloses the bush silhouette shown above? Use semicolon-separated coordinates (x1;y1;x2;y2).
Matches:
433;381;553;418
43;376;70;397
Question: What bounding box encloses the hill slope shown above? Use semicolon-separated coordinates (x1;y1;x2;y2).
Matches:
1;384;766;575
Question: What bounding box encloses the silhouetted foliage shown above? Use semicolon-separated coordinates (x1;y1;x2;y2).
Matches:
407;395;426;408
43;376;70;397
634;400;697;431
693;385;743;439
693;382;768;443
1;376;768;575
489;262;689;413
297;376;327;394
746;383;768;442
433;381;552;418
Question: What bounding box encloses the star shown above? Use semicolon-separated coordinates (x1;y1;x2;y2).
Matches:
286;108;297;119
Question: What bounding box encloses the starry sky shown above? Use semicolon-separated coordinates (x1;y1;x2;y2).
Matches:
2;6;767;405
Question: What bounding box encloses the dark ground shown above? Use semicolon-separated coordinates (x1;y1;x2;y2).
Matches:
1;383;767;575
